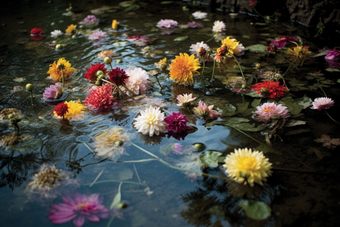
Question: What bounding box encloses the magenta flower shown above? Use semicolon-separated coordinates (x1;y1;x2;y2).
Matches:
310;97;334;110
126;36;149;41
253;102;290;123
157;19;178;29
326;59;340;69
89;30;107;40
270;36;298;48
84;83;117;111
164;111;190;133
187;21;203;28
43;82;63;100
193;100;221;120
80;15;99;24
325;49;340;60
48;193;109;227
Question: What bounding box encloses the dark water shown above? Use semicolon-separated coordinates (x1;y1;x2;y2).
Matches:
1;0;340;227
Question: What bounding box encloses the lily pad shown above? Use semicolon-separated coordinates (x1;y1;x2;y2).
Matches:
239;200;271;220
245;44;267;53
223;103;237;116
200;150;223;168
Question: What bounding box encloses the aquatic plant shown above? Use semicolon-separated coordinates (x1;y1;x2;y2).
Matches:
97;50;115;59
186;21;203;28
155;57;167;71
314;134;340;149
189;42;210;58
212;20;226;33
30;27;43;36
133;106;167;137
270;36;298;48
325;49;340;60
169;53;201;85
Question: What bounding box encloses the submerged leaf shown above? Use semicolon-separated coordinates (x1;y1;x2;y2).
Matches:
200;150;223;168
239;200;271;220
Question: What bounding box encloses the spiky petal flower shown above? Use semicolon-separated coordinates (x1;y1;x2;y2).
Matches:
54;100;85;121
133;106;167;137
176;93;197;107
43;82;63;100
51;30;63;38
155;58;167;71
189;42;210;57
164;111;189;133
97;50;115;59
270;36;298;48
169;53;201;85
287;45;312;59
30;27;43;36
89;30;107;40
84;83;116;112
193;100;221;119
108;67;129;86
124;67;152;96
157;19;178;29
84;63;107;82
223;148;272;186
252;80;288;100
310;97;334;110
48;193;109;227
65;24;77;34
325;49;340;60
54;103;69;118
47;58;77;82
253;102;290;123
212;20;226;33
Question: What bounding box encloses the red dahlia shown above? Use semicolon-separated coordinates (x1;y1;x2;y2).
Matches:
108;67;129;86
54;103;69;117
252;80;288;99
84;83;116;111
84;63;107;82
250;1;256;6
30;27;43;36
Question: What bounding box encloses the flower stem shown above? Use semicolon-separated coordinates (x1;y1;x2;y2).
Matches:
84;180;146;186
61;70;65;87
201;56;206;86
325;110;340;124
154;75;164;90
205;35;215;43
30;91;33;106
211;57;216;83
252;6;266;19
231;54;246;81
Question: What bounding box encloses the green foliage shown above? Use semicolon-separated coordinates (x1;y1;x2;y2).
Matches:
239;200;271;220
200;150;223;168
245;44;267;53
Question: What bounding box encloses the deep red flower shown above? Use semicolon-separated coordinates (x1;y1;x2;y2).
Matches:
250;1;256;6
54;103;69;117
30;27;43;36
266;43;277;52
252;80;288;99
270;36;298;48
164;111;190;133
108;67;129;86
84;63;107;83
84;83;116;111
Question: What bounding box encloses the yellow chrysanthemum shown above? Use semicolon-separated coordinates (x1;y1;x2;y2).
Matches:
221;36;239;55
155;57;167;71
169;53;200;85
223;148;272;187
65;24;77;34
54;99;85;120
112;20;118;30
287;45;312;58
47;58;77;82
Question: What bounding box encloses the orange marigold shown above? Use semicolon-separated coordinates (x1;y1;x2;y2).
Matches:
65;24;77;34
169;53;200;85
47;58;77;82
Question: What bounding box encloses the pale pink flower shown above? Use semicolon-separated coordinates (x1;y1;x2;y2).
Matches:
124;67;152;96
89;30;107;40
254;102;290;123
189;42;210;57
234;43;245;56
80;15;99;24
187;21;203;28
157;19;178;29
176;93;197;107
310;97;334;110
315;134;340;149
192;11;207;19
193;100;221;119
43;82;63;100
212;20;226;33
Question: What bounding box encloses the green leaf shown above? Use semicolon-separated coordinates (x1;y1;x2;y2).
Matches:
325;68;340;72
227;117;250;124
242;35;250;39
119;1;132;7
124;4;140;12
254;22;268;26
118;167;133;180
239;200;271;220
223;103;237;116
241;108;255;117
174;36;188;42
161;1;174;4
337;79;340;83
245;44;267;53
200;150;223;168
233;122;268;132
251;98;262;108
110;182;122;209
236;102;249;113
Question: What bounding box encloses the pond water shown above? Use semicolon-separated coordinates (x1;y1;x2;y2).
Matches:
1;0;340;227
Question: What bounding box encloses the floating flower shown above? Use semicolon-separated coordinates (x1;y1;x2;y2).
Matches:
287;45;312;59
133;106;167;137
252;80;288;99
48;193;109;227
164;111;189;133
108;67;129;86
84;83;116;112
314;134;340;149
223;148;272;186
54;103;69;118
325;49;340;60
80;15;99;24
84;63;107;83
212;20;226;33
30;27;43;36
97;50;115;59
112;20;118;30
43;82;63;100
157;19;178;29
193;100;221;120
326;59;340;69
222;37;244;56
189;42;210;58
91;126;134;159
155;57;167;71
172;143;183;155
176;93;197;107
192;11;207;19
124;67;152;96
51;30;63;38
47;58;77;82
187;21;203;28
54;100;85;120
126;35;149;41
250;1;256;6
257;71;282;81
89;30;107;40
65;24;77;34
169;53;201;85
310;97;334;110
270;36;298;48
253;102;290;122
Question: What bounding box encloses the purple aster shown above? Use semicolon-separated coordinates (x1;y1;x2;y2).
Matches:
187;21;203;28
43;82;63;100
172;143;183;155
80;15;99;24
157;19;178;29
164;111;189;133
325;49;340;60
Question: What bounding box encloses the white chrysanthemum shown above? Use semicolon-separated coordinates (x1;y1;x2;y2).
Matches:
51;30;63;38
223;148;272;187
133;106;166;137
212;20;226;33
189;42;210;57
234;44;245;56
176;93;197;106
124;67;152;96
192;11;207;19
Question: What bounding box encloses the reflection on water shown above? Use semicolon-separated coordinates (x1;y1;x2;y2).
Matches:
1;0;340;227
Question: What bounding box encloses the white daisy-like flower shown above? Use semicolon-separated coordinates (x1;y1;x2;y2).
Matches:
133;106;167;137
124;67;152;96
192;11;207;19
51;30;63;38
189;42;210;57
212;20;226;33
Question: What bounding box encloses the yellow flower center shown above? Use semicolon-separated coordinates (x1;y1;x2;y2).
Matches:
263;107;273;112
78;203;89;208
147;114;156;124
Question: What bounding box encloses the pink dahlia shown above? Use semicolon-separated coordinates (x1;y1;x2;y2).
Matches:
43;82;63;100
193;100;221;120
254;102;290;122
89;30;107;40
325;49;340;60
164;111;189;133
124;67;152;96
157;19;178;29
108;67;129;86
80;15;99;24
84;83;116;111
187;21;203;28
270;36;298;48
48;193;109;227
310;97;334;110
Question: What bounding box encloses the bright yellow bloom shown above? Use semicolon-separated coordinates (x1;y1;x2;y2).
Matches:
65;24;77;34
155;57;167;71
169;53;200;85
54;99;85;120
112;20;118;30
287;45;312;58
223;148;272;187
221;36;239;56
47;58;77;82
